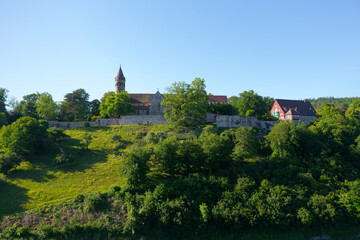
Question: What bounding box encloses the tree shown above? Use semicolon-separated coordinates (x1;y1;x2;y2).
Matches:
163;78;208;126
317;105;345;124
234;90;273;117
14;93;39;118
0;112;6;129
89;99;101;117
80;133;93;150
0;151;21;175
232;127;261;160
119;145;152;191
60;89;90;121
99;91;134;118
208;103;238;115
266;121;319;158
0;88;8;113
153;136;180;177
345;99;360;121
36;92;58;120
0;116;48;156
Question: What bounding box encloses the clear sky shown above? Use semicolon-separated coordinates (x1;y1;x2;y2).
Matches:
0;0;359;103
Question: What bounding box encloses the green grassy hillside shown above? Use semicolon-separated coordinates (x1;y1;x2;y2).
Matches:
0;125;175;218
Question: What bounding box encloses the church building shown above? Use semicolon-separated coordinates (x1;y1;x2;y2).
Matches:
114;66;227;115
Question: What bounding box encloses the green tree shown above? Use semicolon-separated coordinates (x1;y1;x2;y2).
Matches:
100;91;134;117
36;92;58;120
266;121;319;158
0;88;8;113
0;112;6;129
80;133;93;150
119;145;152;191
208;103;238;115
232;127;261;160
345;99;360;121
0;151;21;175
14;93;39;118
228;95;239;107
317;105;345;123
60;89;90;121
235;90;273;117
89;99;101;117
198;131;230;172
0;116;48;156
163;78;208;126
153;136;180;177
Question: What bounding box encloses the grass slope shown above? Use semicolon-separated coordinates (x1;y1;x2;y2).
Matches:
0;125;173;218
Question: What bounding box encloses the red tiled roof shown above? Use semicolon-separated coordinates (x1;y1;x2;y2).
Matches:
209;95;228;104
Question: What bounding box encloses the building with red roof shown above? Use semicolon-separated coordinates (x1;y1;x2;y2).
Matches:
270;99;316;124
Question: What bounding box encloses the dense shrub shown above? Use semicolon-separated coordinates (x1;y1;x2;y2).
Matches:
0;116;48;156
54;148;73;165
0;151;21;175
47;127;67;142
80;133;93;150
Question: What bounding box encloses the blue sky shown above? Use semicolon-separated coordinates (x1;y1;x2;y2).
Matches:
0;0;359;102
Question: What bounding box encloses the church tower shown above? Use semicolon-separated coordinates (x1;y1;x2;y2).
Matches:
115;65;126;93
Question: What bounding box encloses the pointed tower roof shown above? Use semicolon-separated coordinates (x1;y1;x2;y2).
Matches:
116;65;125;80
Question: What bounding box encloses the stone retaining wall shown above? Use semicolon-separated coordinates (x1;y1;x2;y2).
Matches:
216;115;277;130
94;115;167;126
49;114;278;130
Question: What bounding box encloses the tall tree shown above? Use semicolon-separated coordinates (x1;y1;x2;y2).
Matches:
163;78;208;126
345;99;360;121
100;91;134;118
89;99;101;117
60;89;90;121
235;90;273;117
14;93;39;118
36;92;58;120
0;88;8;113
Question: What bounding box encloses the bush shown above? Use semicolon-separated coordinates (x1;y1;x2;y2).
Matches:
0;116;48;156
110;133;126;151
145;131;168;144
84;122;90;128
54;148;73;165
84;192;108;213
0;151;21;175
47;127;66;142
80;133;93;150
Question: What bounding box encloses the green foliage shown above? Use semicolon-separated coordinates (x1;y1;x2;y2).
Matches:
119;145;152;191
80;133;93;150
152;136;180;177
100;91;134;117
232;127;261;160
307;97;360;110
84;192;108;213
14;93;39;118
266;121;319;158
0;116;48;156
0;112;6;129
163;78;208;126
345;99;360;121
198;131;231;172
54;148;73;165
47;127;66;142
231;90;274;117
208;103;238;115
0;88;7;113
144;131;167;144
59;89;90;121
36;92;58;120
89;99;100;117
0;151;21;175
